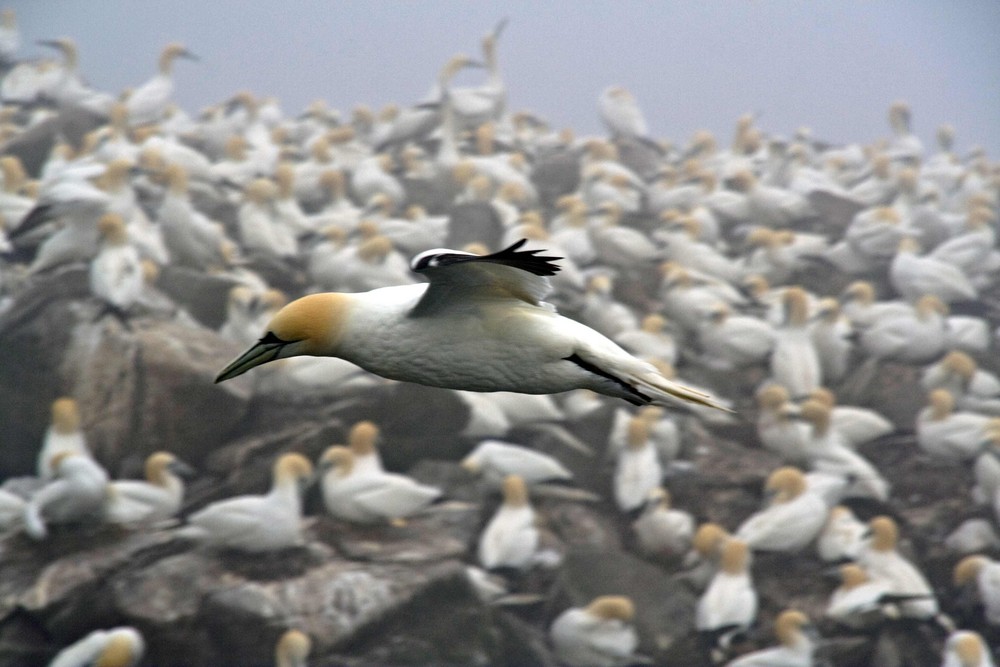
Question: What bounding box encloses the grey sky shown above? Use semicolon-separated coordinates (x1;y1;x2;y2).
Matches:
12;1;1000;156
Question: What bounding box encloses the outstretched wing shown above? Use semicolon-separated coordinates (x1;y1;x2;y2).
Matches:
408;239;562;318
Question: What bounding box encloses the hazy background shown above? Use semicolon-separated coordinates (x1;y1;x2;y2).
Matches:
12;1;1000;155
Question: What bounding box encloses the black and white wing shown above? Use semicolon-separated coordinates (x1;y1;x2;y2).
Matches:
408;239;562;318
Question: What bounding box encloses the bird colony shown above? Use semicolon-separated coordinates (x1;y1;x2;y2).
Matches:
0;10;999;667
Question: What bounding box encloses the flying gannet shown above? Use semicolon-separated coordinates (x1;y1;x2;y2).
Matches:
215;240;726;410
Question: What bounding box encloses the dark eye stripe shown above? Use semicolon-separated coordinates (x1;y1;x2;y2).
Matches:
260;331;287;345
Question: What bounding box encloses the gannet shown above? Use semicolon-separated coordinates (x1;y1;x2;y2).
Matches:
755;385;808;463
181;452;313;552
238;178;297;259
598;85;652;142
580;273;639;339
450;20;507;131
858;294;947;363
921;350;1000;415
724;609;815;667
697;539;758;659
890;237;977;304
696;303;775;370
90;212;143;314
613;416;662;512
0;9;18;64
769;287;822;398
916;389;992;460
735;467;827;552
808;300;852;385
319;446;440;524
346;420;384;475
586;201;659;266
858;516;940;620
35;37;115;114
104;451;191;525
24;452;108;540
126;43;197;127
941;630;995;667
824;564;897;630
797;400;890;500
215;240;725;410
478;474;538;570
614;314;678;367
48;626;145;667
37;397;90;479
549;596;642;667
809;388;892;451
816;505;867;562
632;487;694;558
19;177;110;274
461;440;572;485
954;555;1000;625
275;629;311;667
157;164;231;270
973;430;1000;506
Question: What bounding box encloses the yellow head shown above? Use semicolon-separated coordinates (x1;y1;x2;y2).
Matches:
274;453;314;488
720;539;750;574
348;421;379;456
692;522;729;557
275;629;311;667
756;384;790;411
144;451;178;486
585;595;635;622
320;445;354;477
765;467;807;502
98;213;129;245
839;563;869;589
953;555;986;586
501;474;530;507
774;609;810;647
928;389;955;420
215;293;353;383
51;397;81;434
869;516;898;552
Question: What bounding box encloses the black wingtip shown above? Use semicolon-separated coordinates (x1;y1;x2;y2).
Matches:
484;239;563;276
412;239;563;276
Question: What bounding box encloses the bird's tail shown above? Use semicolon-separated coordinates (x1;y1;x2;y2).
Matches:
635;369;732;412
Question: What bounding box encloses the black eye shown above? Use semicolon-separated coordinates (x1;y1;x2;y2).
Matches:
260;331;286;345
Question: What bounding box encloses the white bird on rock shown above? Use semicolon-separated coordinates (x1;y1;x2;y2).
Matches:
125;43;198;127
478;474;538;570
858;516;940;621
461;440;572;486
104;451;191;525
941;630;995;667
214;240;726;411
549;595;644;667
954;555;1000;626
180;453;313;552
318;446;440;524
48;626;145;667
697;539;758;655
725;609;815;667
632;487;694;558
24;452;108;540
37;397;90;480
735;467;827;552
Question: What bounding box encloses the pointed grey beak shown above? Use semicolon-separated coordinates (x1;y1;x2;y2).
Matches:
493;18;509;39
169;459;196;479
215;334;290;383
180;49;199;62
